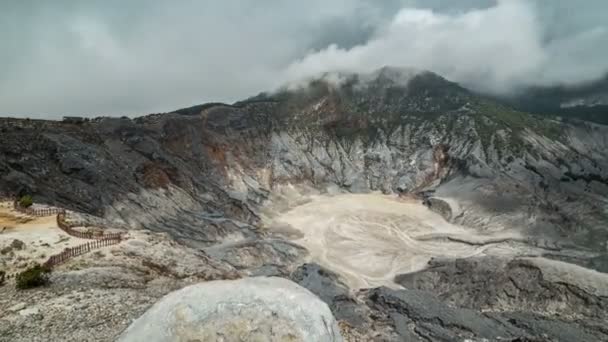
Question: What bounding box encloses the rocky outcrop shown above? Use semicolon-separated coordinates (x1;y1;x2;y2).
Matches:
423;197;454;221
290;263;400;341
361;286;608;342
290;261;608;341
118;277;342;342
396;256;608;322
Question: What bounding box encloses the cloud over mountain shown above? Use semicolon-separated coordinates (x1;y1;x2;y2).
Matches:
1;0;607;118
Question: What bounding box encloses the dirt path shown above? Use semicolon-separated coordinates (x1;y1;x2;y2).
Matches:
264;193;531;289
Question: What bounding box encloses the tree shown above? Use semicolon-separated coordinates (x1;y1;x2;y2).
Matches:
19;195;33;208
16;264;51;289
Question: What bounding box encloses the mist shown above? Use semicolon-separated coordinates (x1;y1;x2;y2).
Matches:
1;0;607;118
283;0;608;94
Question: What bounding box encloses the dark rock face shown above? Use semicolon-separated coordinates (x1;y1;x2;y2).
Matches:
423;197;452;220
290;263;369;327
363;286;607;342
290;262;608;341
396;257;608;322
291;263;349;303
290;263;398;340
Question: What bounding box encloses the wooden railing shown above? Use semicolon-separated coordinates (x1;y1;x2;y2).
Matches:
1;202;127;280
43;238;122;268
43;211;125;268
56;211;124;241
12;199;64;217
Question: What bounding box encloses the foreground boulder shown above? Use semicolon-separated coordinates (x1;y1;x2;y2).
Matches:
118;276;342;342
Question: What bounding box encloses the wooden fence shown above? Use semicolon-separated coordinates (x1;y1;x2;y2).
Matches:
47;212;124;268
13;199;64;217
1;203;127;282
2;236;123;281
55;212;123;240
43;238;122;268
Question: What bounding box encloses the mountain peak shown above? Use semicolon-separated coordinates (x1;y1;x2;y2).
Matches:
240;67;470;116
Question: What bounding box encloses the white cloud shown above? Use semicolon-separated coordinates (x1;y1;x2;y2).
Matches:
0;0;607;118
282;0;607;94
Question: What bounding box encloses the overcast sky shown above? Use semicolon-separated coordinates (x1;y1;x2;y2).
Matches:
1;0;607;118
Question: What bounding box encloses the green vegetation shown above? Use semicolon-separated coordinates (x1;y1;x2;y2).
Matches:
16;264;51;290
19;195;33;208
0;270;5;286
474;100;563;139
471;100;565;157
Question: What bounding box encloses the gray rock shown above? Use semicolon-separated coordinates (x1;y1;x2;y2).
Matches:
395;256;608;321
118;277;342;342
290;264;377;337
290;263;349;303
365;287;519;340
8;302;27;312
19;307;40;317
10;239;25;250
205;239;307;272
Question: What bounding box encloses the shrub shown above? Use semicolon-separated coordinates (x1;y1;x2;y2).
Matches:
16;264;51;289
0;270;5;286
19;195;33;208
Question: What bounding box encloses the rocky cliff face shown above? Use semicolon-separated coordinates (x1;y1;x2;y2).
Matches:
1;68;607;341
2;69;606;255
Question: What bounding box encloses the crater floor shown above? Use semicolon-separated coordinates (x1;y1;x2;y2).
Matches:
265;193;536;289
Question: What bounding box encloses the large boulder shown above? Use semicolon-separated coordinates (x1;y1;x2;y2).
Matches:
118;276;342;342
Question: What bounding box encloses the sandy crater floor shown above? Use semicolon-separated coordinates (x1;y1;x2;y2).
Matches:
266;193;528;289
